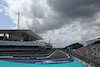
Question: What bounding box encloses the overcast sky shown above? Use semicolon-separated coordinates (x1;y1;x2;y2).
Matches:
0;0;100;48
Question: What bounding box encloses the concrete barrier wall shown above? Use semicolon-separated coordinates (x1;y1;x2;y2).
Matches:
72;56;93;67
7;58;74;64
64;51;100;67
0;56;13;58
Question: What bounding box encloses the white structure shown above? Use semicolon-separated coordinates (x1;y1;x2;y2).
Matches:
40;42;52;50
85;37;100;45
0;29;51;55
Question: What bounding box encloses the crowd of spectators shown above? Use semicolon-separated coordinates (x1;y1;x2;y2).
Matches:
73;41;100;61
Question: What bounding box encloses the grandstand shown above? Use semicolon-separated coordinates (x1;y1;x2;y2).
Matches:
73;37;100;62
73;43;100;60
40;42;52;50
0;29;52;55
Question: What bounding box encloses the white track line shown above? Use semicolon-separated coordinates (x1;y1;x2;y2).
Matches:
45;50;56;59
60;50;70;58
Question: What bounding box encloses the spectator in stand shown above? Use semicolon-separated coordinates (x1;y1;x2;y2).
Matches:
73;41;100;61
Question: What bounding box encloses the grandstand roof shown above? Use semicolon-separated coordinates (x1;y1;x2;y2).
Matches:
0;29;43;40
85;36;100;42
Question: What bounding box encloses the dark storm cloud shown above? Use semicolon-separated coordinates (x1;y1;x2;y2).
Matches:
31;5;45;18
29;16;71;33
47;0;100;18
27;0;100;33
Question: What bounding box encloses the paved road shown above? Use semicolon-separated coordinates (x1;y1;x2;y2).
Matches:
48;50;68;59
